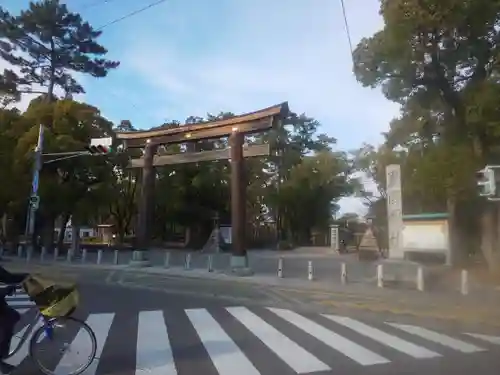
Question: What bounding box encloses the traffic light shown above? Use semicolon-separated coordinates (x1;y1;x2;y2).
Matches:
476;167;496;197
86;137;113;155
86;144;112;154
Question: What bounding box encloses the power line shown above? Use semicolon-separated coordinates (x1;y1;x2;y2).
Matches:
339;0;354;65
1;1;166;120
96;0;168;31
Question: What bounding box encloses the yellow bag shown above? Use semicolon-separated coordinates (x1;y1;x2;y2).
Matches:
22;275;79;318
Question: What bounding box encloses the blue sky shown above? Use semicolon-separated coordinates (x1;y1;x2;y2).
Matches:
1;0;400;214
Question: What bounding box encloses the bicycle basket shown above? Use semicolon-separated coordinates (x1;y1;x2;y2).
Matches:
22;275;79;318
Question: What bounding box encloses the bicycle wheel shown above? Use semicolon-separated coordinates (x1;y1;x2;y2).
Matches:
29;316;97;375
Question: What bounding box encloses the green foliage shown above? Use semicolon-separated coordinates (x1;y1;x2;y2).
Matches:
352;0;500;266
0;0;354;250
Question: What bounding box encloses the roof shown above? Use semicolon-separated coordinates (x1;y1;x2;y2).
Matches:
115;102;289;142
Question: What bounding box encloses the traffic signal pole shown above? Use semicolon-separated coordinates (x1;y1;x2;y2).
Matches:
23;124;45;253
22;134;113;253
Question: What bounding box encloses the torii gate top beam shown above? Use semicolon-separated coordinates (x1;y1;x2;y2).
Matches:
115;102;289;148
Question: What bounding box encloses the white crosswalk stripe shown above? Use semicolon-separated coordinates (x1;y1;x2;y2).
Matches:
268;307;390;366
323;315;441;359
227;306;330;373
5;286;36;314
187;308;260;375
464;333;500;345
386;323;486;353
136;311;177;375
5;306;500;375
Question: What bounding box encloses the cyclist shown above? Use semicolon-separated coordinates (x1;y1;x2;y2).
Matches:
0;265;28;374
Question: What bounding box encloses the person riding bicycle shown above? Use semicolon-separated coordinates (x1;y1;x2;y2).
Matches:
0;265;28;374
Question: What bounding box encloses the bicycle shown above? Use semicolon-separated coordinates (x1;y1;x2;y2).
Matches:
3;283;97;375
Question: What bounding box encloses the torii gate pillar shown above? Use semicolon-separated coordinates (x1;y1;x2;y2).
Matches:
229;130;252;275
130;141;157;267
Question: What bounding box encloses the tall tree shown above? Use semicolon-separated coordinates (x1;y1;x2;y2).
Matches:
0;0;119;101
13;99;114;250
352;0;500;268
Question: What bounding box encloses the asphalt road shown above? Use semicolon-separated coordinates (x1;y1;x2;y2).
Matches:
4;270;500;375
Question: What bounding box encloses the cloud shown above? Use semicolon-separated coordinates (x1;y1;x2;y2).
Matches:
120;0;399;151
114;0;397;216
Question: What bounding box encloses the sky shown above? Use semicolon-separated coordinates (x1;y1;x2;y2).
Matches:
1;0;400;216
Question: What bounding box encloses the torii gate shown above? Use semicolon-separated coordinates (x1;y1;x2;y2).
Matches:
115;102;289;274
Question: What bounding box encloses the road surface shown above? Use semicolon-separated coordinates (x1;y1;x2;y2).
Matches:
4;270;500;375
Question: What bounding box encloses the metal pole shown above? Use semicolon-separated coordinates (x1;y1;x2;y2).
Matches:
24;124;44;252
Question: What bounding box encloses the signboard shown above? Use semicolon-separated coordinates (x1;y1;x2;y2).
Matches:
90;137;113;147
30;195;39;210
329;225;339;250
219;226;232;244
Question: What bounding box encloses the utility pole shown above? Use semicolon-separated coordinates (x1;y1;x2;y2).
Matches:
22;134;113;253
24;124;44;253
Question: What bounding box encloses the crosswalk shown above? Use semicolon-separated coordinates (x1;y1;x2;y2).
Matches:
6;290;500;375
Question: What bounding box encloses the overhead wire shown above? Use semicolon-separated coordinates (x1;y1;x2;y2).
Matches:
2;0;167;120
96;0;168;31
339;0;355;66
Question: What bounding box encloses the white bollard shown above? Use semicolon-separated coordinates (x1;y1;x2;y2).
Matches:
308;261;313;281
40;247;46;262
377;264;384;288
17;245;22;258
26;248;32;263
164;251;171;268
185;253;192;269
81;248;87;263
207;255;213;272
97;249;103;265
461;269;469;295
278;257;283;278
113;250;119;265
66;249;72;263
417;266;424;291
53;247;59;261
341;262;347;284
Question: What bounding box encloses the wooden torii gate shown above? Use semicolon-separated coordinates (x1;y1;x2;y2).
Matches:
115;102;289;273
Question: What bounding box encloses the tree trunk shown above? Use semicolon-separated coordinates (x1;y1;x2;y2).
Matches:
71;223;80;256
42;215;56;252
447;196;467;267
57;213;71;250
480;204;500;272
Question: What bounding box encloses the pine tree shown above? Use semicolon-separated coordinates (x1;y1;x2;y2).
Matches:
0;0;119;102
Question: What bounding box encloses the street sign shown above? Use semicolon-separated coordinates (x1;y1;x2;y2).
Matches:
30;195;39;210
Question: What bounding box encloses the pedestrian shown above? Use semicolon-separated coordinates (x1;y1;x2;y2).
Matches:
0;265;28;374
